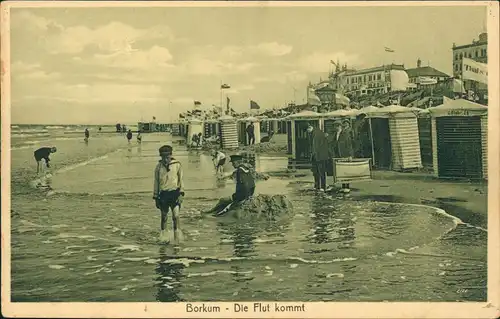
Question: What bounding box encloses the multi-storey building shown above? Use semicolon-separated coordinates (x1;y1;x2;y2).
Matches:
452;32;487;77
329;63;408;97
406;58;450;87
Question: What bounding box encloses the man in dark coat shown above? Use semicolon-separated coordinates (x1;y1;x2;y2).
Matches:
331;119;354;193
246;123;255;145
307;123;331;191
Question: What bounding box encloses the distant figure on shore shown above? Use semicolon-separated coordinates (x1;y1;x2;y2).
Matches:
98;127;102;133
212;150;226;175
126;129;132;143
84;128;90;143
191;133;200;147
137;132;142;144
308;123;330;192
153;145;185;243
260;130;274;143
196;132;203;147
122;125;127;133
331;120;354;193
246;123;255;145
34;147;57;174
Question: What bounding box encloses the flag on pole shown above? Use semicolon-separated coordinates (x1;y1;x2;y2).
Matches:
250;100;261;110
384;47;395;53
221;84;231;89
226;97;231;114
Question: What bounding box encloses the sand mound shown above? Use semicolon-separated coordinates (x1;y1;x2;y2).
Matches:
206;194;293;220
238;142;287;154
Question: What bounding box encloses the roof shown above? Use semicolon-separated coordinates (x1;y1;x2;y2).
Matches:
345;64;405;76
406;66;450;78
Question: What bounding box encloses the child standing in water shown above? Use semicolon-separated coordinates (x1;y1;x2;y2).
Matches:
212;150;226;175
126;129;133;143
153;145;185;243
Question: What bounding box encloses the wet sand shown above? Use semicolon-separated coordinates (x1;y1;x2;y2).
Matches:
9;132;487;302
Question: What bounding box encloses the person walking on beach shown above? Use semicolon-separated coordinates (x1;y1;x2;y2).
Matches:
246;123;255;145
126;129;133;143
34;147;57;174
153;145;185;243
212;150;226;175
137;132;142;144
196;132;203;147
308;123;330;192
332;119;354;193
84;128;90;143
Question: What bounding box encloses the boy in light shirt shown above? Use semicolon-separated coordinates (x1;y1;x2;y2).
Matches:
153;145;185;243
212;150;226;175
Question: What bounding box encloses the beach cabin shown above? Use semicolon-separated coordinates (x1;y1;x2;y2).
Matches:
277;119;288;134
204;118;220;139
258;116;269;134
417;109;433;168
428;98;488;180
238;116;260;145
268;118;279;134
170;122;181;136
187;118;204;146
354;106;379;161
219;115;239;150
367;105;422;171
285;110;321;169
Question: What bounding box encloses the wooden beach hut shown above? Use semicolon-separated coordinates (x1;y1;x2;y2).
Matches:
187;118;204;146
417;108;433;168
219;115;239;150
237;116;261;145
170;122;181;136
204;118;220;139
285;110;322;169
428;98;488;180
368;105;422;171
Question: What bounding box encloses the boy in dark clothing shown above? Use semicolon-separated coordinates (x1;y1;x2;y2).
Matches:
153;145;184;243
34;147;57;174
214;154;256;216
246;123;255;145
126;129;133;143
84;128;90;143
332;120;355;193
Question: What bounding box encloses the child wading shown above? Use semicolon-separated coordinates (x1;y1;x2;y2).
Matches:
212;150;226;175
34;147;57;174
153;145;185;243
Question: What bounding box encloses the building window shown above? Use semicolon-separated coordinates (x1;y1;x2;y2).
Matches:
468;52;472;58
460;53;463;59
455;53;459;61
455;64;458;72
377;74;381;80
475;50;479;58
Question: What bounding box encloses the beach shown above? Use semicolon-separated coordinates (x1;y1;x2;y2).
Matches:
8;126;487;302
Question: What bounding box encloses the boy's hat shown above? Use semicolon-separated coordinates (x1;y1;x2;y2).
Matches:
229;154;243;162
159;145;173;155
333;120;342;126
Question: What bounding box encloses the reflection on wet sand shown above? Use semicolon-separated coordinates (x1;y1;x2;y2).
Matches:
155;246;185;302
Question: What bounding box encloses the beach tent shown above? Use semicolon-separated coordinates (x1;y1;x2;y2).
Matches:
428;97;488;179
240;116;261;145
204;118;221;139
285;110;322;169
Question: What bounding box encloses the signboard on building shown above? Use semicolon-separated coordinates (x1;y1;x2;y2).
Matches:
462;58;488;84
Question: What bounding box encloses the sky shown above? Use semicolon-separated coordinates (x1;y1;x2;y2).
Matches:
8;4;487;125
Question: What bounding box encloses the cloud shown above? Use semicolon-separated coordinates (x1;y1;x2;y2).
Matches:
226;84;255;94
92;46;174;70
11;60;61;80
18;82;164;104
252;42;293;56
12;11;177;55
297;51;360;73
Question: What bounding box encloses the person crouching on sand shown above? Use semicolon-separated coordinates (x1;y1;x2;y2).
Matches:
153;145;185;243
34;147;57;174
212;150;226;175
